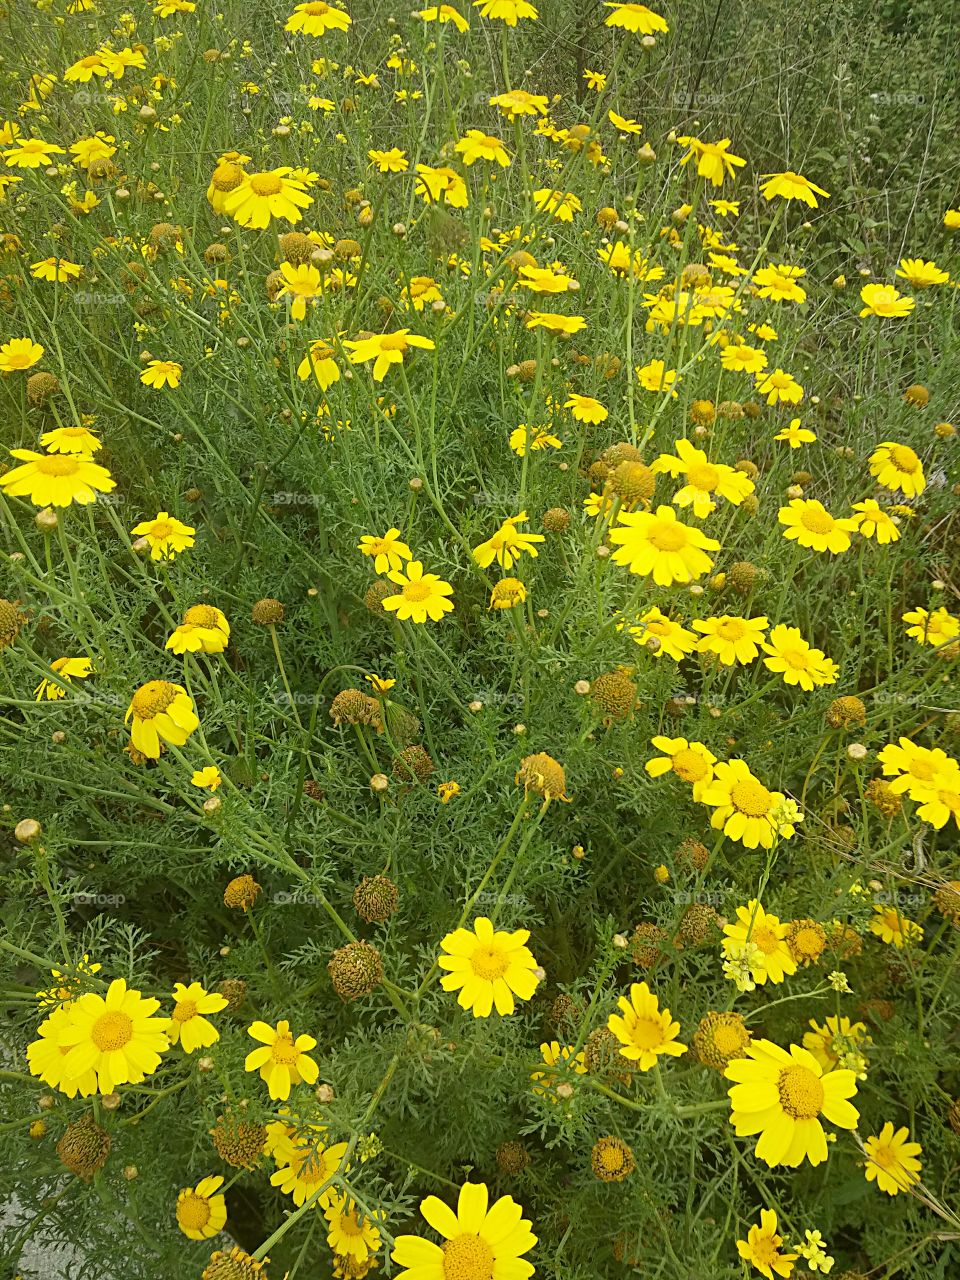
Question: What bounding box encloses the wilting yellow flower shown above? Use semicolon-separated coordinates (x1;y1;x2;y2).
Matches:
166;604;230;655
676;136;745;187
31;257;83;283
473;0;538;23
297;339;340;390
126;681;199;758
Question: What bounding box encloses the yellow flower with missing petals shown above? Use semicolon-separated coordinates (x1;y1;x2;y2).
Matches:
607;981;686;1070
131;512;196;560
868;441;925;497
245;1019;319;1100
167;982;228;1054
392;1182;537;1280
863;1123;922;1195
30;257;83;283
758;170;829;208
473;0;538;23
166;604;230;655
473;512;544;570
625;607;697;660
414;163;469;208
126;681;199;758
774;418;815;447
140;359;182;390
191;766;222;790
677;136;746;187
297;339;340;390
0;337;43;372
343;329;435;381
850;498;900;544
603;2;668;34
382;561;454;624
34;657;93;701
176;1176;227;1240
285;1;352;36
40;424;102;454
0;449;115;507
756;367;802;405
325;1193;382;1262
651;438;754;517
271;1133;350;1207
438;917;540;1017
277;262;323;319
358;528;412;573
737;1209;797;1280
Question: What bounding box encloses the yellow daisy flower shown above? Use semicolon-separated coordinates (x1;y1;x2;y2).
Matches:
438;916;540;1017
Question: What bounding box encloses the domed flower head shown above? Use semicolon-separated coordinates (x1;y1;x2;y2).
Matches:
438;916;540;1017
126;680;199;758
859;283;915;318
652;438;754;518
610;505;721;586
285;1;351;35
51;978;170;1094
223;168;313;229
0;337;43;372
393;1181;536;1280
644;736;716;797
863;1123;923;1195
358;528;412;573
604;2;668;33
693;615;768;666
472;0;538;23
0;449;115;507
34;656;93;701
778;498;856;554
166;604;230;655
725;1039;858;1167
167;982;228;1053
271;1132;350;1207
762;624;838;691
381;561;454;624
607;981;686;1070
40;423;102;454
737;1209;797;1280
130;512;195;560
700;760;799;850
140;359;182;390
851;498;900;544
176;1176;227;1239
343;329;435;381
245;1019;319;1100
722;901;796;985
758;170;829;208
868;441;925;497
26;1005;99;1097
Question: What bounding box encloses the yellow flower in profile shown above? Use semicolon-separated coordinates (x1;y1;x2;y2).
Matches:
762;624;838;690
604;2;668;34
859;283;915;318
532;187;582;221
63;54;110;83
472;0;538;23
393;1182;536;1280
607;981;686;1070
896;257;949;288
26;1005;98;1098
2;136;65;168
0;337;43;372
130;512;196;560
626;606;697;660
676;136;746;187
382;561;454;623
0;449;115;507
368;146;408;173
779;498;856;554
524;310;587;335
473;512;544;570
863;1123;922;1195
50;978;170;1095
610;505;720;586
358;528;412;573
608;109;643;135
944;208;960;230
167;982;228;1054
902;606;960;648
415;163;469;208
166;604;230;655
34;656;93;701
651;438;754;517
343;329;435;381
31;257;83;283
774;418;815;447
297;339;340;390
726;1039;858;1166
636;358;678;395
850;498;899;544
40;424;102;454
455;130;511;166
245;1019;319;1100
438;916;540;1017
417;4;471;31
693;615;768;666
277;261;323;319
489;578;527;610
737;1209;797;1280
140;359;182;390
490;88;548;118
176;1176;227;1240
700;762;799;850
758;170;830;208
644;735;716;795
126;681;200;758
223;168;313;228
285;1;351;35
723;901;796;984
191;766;222;790
868;441;925;497
517;264;577;293
869;904;923;948
564;393;607;424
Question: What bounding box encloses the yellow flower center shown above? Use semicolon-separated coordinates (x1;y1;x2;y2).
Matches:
780;647;810;670
647;521;688;552
598;1145;627;1172
271;1032;300;1065
172;999;198;1023
671;748;709;782
131;679;178;720
470;944;510;981
687;462;720;491
730;778;772;817
248;172;284;197
799;506;834;534
303;1;332;12
713;1023;746;1055
715;619;747;640
750;925;779;955
178;1192;212;1230
889;445;919;473
33;454;82;476
441;1233;495;1280
777;1064;824;1119
749;1233;781;1267
794;928;823;957
908;758;935;782
91;1009;134;1052
402;580;433;603
148;520;175;539
336;1211;365;1237
628;1015;664;1051
870;1141;897;1169
184;604;221;629
212;162;244;192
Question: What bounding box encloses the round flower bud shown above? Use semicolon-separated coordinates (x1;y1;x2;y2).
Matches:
251;598;284;625
223;874;261;912
15;818;42;844
328;940;383;1001
353;874;399;923
591;1135;635;1182
57;1115;111;1182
